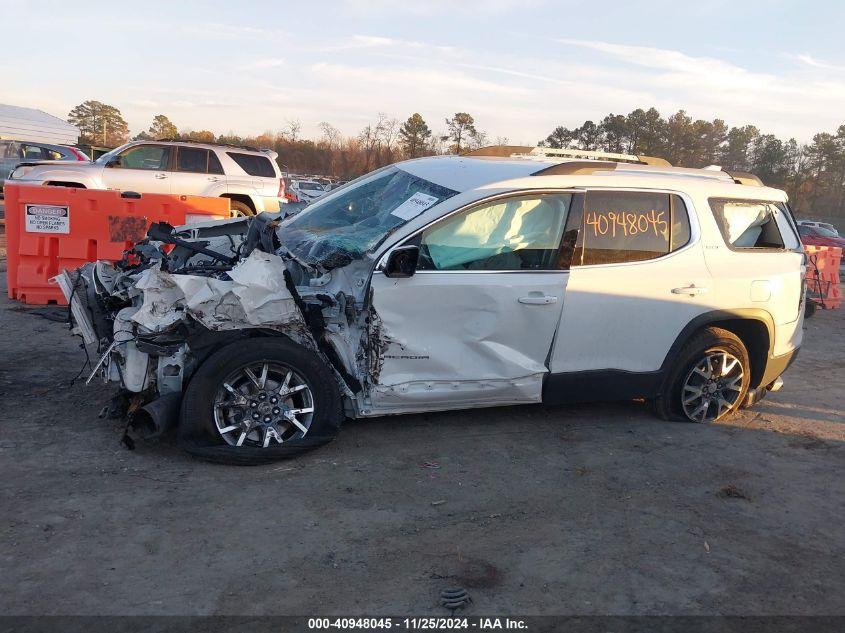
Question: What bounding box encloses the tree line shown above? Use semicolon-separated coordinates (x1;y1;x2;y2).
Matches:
68;100;845;220
539;108;843;219
68;100;486;178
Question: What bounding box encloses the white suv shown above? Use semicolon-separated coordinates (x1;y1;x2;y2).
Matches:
61;147;805;464
8;140;286;216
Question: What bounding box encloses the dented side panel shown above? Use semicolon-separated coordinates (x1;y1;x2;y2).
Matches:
366;270;569;413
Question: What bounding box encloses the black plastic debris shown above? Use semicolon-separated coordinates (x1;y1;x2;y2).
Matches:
440;587;471;611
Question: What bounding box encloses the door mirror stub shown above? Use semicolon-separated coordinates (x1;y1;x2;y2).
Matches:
384;245;419;278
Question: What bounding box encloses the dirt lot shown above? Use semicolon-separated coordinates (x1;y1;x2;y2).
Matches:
0;259;843;617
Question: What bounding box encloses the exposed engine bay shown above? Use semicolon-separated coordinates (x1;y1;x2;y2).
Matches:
57;212;378;442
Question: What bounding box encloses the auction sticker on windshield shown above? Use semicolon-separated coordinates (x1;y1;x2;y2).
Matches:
25;204;70;233
390;192;439;221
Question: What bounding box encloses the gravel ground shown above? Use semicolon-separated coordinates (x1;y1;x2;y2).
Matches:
0;261;843;617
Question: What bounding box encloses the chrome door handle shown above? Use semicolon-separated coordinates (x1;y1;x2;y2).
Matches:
672;285;709;296
518;295;558;305
154;173;167;179
207;176;220;181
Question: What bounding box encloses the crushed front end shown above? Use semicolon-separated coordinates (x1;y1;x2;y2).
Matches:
57;212;365;444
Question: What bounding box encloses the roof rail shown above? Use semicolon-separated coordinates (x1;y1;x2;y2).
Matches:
154;137;265;153
531;160;618;176
463;145;535;157
464;145;671;166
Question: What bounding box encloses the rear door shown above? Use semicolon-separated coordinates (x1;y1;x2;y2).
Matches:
170;146;226;196
550;189;713;379
368;192;576;413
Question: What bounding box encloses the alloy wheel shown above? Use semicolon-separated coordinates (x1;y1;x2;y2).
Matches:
213;361;315;447
681;351;744;422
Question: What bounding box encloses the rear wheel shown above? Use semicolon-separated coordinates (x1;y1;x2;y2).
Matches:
228;199;254;217
653;327;750;423
178;338;343;464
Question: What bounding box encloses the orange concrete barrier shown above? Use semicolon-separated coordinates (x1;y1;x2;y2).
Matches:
4;185;230;305
804;244;842;310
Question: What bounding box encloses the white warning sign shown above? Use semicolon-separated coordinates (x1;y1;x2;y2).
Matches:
25;204;70;234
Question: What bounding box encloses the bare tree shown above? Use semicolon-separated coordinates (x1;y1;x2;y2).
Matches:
359;123;379;172
318;122;342;149
379;116;400;157
283;118;302;142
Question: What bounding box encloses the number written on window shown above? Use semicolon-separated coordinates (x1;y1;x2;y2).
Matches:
576;192;690;266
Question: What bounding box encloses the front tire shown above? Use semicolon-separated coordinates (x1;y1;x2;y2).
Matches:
653;327;750;423
178;338;343;464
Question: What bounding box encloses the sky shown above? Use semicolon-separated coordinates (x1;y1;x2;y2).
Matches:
3;0;845;144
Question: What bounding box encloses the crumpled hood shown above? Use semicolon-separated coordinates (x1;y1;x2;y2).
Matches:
132;250;305;333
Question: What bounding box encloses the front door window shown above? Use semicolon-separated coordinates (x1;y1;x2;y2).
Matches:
117;145;170;170
417;194;573;271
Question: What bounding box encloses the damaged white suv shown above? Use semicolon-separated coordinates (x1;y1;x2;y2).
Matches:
60;147;806;464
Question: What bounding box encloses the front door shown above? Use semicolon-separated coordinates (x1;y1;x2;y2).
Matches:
101;143;172;194
367;192;576;414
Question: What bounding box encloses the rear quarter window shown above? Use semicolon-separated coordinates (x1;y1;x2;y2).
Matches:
226;152;276;177
709;199;800;251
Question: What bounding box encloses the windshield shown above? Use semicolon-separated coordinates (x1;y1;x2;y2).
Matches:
815;226;838;237
281;165;458;270
95;144;131;164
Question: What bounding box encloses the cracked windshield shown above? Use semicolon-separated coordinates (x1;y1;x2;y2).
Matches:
281;165;458;269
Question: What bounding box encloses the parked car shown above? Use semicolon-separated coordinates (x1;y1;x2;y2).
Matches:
796;220;839;236
0;140;89;193
797;224;845;249
60;147;805;464
6;140;286;216
292;179;329;203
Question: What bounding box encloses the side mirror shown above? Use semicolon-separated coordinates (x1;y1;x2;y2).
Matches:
384;245;419;278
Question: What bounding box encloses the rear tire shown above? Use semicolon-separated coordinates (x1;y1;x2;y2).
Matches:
652;327;750;423
227;199;254;217
177;338;343;464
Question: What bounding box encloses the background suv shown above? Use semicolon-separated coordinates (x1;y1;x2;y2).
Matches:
7;140;286;216
0;139;89;193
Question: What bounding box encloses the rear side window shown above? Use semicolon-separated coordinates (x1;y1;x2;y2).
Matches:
574;191;691;266
709;199;800;251
226;152;275;177
417;194;572;271
22;144;47;160
208;151;224;175
177;147;209;173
